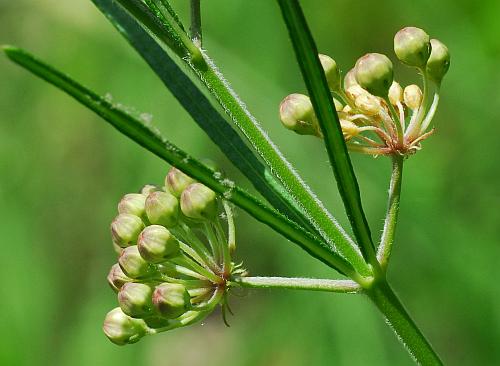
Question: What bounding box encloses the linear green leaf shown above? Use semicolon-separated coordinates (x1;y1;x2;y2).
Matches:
91;0;316;232
3;46;357;278
111;0;371;275
277;0;377;266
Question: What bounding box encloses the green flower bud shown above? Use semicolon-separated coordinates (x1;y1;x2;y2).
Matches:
343;68;358;90
118;193;146;218
388;81;403;105
426;39;450;83
111;214;145;248
119;245;156;278
319;54;341;91
279;93;320;136
355;53;393;97
354;93;382;116
107;263;132;292
394;27;431;67
118;282;154;318
145;191;179;228
166;167;196;197
140;184;161;196
103;307;147;345
404;84;423;110
137;225;180;263
152;283;191;319
180;183;218;221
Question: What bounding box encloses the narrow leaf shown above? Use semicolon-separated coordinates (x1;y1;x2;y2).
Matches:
277;0;377;265
3;46;356;277
109;0;371;275
91;0;315;232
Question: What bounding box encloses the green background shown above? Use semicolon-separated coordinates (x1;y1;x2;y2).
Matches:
1;1;499;365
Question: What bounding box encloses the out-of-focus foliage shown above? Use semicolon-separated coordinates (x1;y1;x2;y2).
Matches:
1;1;499;365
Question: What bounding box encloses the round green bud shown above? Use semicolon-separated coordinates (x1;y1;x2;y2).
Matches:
111;213;145;248
118;193;146;218
103;307;147;345
388;81;403;105
140;184;161;196
118;282;154;318
319;54;341;91
152;283;191;319
145;191;179;228
426;39;450;83
180;183;218;221
343;68;358;90
118;245;156;278
394;27;431;67
403;84;423;110
279;93;320;136
107;263;132;292
166;167;196;198
137;225;180;263
355;53;394;97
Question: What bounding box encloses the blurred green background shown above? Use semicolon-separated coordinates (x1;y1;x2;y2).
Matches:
1;1;499;365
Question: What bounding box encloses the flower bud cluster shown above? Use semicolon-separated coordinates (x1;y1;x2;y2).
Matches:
279;27;450;156
104;165;245;345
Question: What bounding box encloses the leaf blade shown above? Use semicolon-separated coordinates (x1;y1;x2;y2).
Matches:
2;45;356;277
277;0;377;266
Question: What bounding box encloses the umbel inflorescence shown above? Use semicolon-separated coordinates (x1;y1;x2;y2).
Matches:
104;165;244;345
280;27;450;156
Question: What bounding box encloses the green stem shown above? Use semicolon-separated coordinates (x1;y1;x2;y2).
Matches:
366;281;443;365
377;155;404;270
232;276;360;293
190;0;202;47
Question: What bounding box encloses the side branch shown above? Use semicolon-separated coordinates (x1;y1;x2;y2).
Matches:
232;276;361;293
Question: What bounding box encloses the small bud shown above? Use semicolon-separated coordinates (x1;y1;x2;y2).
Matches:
152;283;191;319
118;193;146;218
426;39;450;83
343;68;358;90
319;54;341;91
107;263;132;292
138;225;180;263
166;167;195;198
112;241;123;255
354;93;382;116
119;245;156;278
355;53;393;97
404;84;423;110
140;184;161;196
340;120;360;140
333;97;343;112
103;307;147;345
118;282;154;318
180;183;218;221
389;81;403;105
145;191;179;228
394;27;431;67
279;93;320;136
111;214;145;248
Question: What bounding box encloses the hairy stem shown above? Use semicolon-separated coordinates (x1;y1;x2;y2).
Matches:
377;155;404;270
232;276;360;293
366;281;443;365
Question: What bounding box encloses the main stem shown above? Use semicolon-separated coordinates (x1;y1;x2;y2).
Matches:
366;280;443;365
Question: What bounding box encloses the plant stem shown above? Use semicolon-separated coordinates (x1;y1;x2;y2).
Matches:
377;155;404;270
232;276;360;293
190;0;202;47
366;281;443;365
